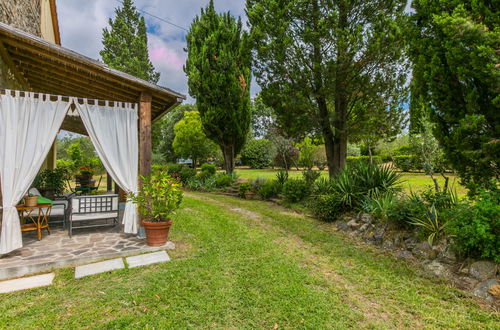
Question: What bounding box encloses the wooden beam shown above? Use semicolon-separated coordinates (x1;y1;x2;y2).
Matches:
0;41;30;90
139;91;152;179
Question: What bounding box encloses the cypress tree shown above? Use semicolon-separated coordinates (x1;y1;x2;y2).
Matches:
100;0;160;83
184;0;252;173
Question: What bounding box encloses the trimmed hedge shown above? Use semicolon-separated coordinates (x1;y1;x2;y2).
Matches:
346;156;382;166
392;155;422;172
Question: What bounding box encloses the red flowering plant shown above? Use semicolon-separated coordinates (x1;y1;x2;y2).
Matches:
79;167;94;175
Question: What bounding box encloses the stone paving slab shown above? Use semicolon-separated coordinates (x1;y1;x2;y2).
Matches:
126;251;170;268
0;273;55;293
75;258;125;278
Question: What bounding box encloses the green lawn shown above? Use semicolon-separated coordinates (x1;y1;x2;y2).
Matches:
1;192;496;328
234;168;467;195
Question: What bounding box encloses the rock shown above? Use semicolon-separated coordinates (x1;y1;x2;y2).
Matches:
439;247;457;263
367;228;385;245
472;279;499;302
395;250;413;260
469;261;498;281
359;213;373;224
425;260;452;279
336;221;349;231
382;239;394;249
412;241;438;259
359;223;370;232
457;276;478;290
347;219;361;230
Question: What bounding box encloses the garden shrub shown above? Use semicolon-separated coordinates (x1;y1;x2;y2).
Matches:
360;191;398;222
258;180;281;200
346;156;382;166
214;173;236;188
251;177;267;193
445;190;500;262
282;179;309;202
385;193;427;229
392;155;421;172
186;176;217;191
313;177;334;195
179;167;197;183
310;194;343;222
275;170;288;186
241;139;274;169
302;170;321;185
201;163;217;176
238;182;252;197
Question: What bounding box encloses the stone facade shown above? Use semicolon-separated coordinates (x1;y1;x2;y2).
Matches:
0;0;42;89
0;0;42;37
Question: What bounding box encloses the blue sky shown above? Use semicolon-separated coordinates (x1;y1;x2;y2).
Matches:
57;0;253;103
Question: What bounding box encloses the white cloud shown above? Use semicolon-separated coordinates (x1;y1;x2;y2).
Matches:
57;0;259;103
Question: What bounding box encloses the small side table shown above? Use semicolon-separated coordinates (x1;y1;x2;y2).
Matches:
16;203;52;240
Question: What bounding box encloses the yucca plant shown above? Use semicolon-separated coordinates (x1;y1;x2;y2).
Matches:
313;177;335;195
360;191;398;222
353;162;402;197
410;205;445;246
330;170;361;208
275;170;289;186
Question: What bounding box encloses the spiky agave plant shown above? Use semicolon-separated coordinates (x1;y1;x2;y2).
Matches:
410;205;445;246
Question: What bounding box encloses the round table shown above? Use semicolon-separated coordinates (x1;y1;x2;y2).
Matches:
16;203;52;240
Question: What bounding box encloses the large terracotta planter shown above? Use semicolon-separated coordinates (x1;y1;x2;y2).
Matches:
142;220;173;246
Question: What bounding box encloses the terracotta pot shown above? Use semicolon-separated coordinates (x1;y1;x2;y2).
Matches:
142;220;173;246
24;196;38;207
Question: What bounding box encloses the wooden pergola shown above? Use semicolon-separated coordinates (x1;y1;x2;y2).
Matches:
0;22;185;181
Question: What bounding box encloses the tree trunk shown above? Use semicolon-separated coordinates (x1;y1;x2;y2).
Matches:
368;145;373;164
311;0;336;178
332;0;349;173
222;144;234;174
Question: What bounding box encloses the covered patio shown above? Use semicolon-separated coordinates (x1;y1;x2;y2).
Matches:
0;22;184;278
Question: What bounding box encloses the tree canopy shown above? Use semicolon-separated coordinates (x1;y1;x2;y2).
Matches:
247;0;409;177
409;0;499;188
184;0;252;173
100;0;160;83
173;111;218;167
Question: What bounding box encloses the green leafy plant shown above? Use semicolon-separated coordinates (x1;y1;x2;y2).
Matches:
445;190;500;262
353;163;402;197
240;139;274;169
410;205;445;246
275;170;288;186
310;194;342;222
257;180;281;200
238;182;253;197
360;191;398;222
282;179;309;203
33;168;70;196
214;173;237;188
201;163;217;176
129;172;183;222
179;167;197;184
313;177;335;195
302;170;321;185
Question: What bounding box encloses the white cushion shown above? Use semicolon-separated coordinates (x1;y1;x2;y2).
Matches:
71;212;118;221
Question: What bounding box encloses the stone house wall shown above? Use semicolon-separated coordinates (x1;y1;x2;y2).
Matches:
0;0;42;89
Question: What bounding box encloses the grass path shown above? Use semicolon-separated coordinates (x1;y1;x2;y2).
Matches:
0;192;497;328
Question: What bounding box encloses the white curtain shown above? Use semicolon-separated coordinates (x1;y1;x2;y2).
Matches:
0;91;71;254
74;99;139;234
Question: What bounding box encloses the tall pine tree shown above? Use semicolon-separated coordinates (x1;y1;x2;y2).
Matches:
409;1;499;188
184;0;252;173
101;0;159;83
247;0;408;177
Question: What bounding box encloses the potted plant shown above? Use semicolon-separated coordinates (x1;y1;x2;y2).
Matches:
77;167;94;187
238;182;254;199
33;168;69;199
129;171;183;246
24;193;38;207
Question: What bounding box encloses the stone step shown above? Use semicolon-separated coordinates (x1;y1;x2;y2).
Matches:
0;273;55;293
75;258;125;278
126;251;170;268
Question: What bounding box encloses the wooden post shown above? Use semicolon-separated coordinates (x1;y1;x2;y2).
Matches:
139;91;152;178
138;91;152;228
106;171;112;192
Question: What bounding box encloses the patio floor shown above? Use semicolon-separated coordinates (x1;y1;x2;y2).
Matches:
0;224;174;280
